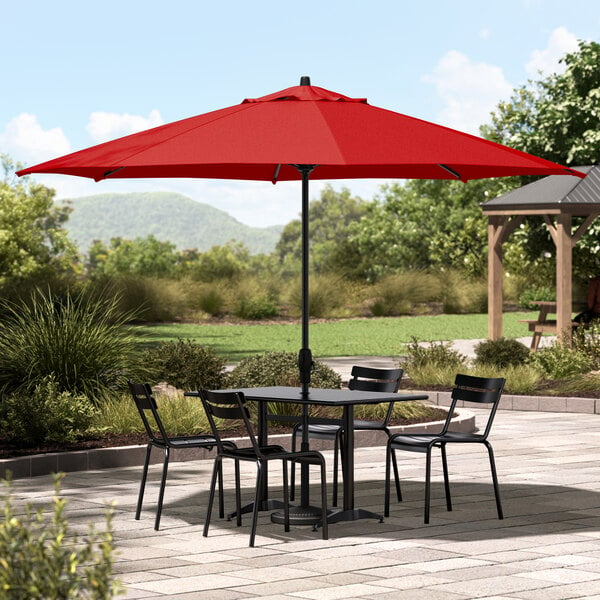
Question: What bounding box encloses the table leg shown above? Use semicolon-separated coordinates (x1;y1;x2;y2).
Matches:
324;404;383;525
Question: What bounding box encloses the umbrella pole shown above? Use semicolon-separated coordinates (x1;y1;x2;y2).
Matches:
296;164;316;399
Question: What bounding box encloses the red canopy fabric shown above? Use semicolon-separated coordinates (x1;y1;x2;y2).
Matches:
17;81;582;183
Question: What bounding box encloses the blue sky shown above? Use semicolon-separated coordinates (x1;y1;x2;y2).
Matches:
2;0;598;227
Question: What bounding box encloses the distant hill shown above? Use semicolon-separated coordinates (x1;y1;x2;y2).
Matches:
59;192;283;254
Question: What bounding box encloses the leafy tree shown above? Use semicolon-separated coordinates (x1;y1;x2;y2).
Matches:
180;241;250;281
481;40;600;284
276;185;368;274
0;155;78;286
86;235;179;278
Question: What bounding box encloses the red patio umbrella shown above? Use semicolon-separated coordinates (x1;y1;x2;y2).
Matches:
17;76;584;395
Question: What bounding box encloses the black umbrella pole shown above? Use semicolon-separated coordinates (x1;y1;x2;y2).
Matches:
296;165;316;398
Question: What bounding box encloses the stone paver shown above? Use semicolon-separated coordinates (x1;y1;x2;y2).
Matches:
4;406;600;599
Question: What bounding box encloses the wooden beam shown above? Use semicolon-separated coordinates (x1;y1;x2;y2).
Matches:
555;213;573;346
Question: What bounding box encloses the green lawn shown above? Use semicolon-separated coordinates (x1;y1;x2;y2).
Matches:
133;312;539;361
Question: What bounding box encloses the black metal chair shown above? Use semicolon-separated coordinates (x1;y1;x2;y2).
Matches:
384;373;505;524
291;366;403;506
128;381;223;531
199;388;329;547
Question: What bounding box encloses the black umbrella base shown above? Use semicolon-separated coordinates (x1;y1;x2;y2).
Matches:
270;505;326;526
325;508;384;525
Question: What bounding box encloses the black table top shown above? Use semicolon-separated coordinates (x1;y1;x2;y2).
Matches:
187;386;428;406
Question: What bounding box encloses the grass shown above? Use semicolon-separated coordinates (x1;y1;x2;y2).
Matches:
133;312;540;361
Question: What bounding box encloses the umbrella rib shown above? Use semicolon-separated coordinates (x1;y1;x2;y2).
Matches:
439;164;462;179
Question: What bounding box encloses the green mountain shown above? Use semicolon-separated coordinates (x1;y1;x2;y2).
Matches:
59;192;283;254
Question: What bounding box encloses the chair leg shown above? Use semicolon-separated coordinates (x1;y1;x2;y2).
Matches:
391;449;402;502
136;443;153;520
218;460;225;519
249;461;265;547
203;457;221;538
424;448;432;524
235;460;242;527
332;433;340;507
384;443;392;517
290;430;297;502
282;460;290;533
440;444;452;512
154;447;170;531
319;459;329;540
485;441;504;520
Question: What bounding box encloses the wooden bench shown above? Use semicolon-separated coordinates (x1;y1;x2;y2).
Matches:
518;318;580;351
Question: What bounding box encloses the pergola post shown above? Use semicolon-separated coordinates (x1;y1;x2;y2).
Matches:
488;216;504;340
555;214;573;346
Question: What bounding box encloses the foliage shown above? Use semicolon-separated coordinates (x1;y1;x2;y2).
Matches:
286;274;350;318
227;352;341;389
140;339;226;390
572;320;600;369
481;40;600;282
473;338;530;368
518;285;555;309
0;376;97;445
369;272;442;316
403;338;467;372
231;277;279;320
527;342;594;379
0;155;78;287
440;271;488;314
344;178;503;280
181;242;249;282
0;288;140;401
468;364;542;395
0;473;122;599
276;185;368;274
86;236;179;278
182;280;227;317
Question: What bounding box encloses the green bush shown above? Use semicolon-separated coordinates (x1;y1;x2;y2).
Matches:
0;376;97;445
231;278;279;320
469;364;542;395
0;289;140;401
227;351;341;389
473;338;530;368
440;271;487;314
528;343;594;379
0;473;123;599
518;285;555;310
286;275;348;318
404;337;466;371
140;339;226;390
369;272;441;316
572;320;600;369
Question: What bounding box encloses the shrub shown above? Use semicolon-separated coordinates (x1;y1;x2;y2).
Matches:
528;343;594;379
440;271;487;314
518;285;555;310
469;364;542;395
140;339;226;390
0;289;140;401
0;376;97;445
286;275;348;318
0;473;123;599
572;320;600;369
473;338;530;368
227;352;341;389
404;337;466;371
369;272;441;317
226;352;341;417
231;278;279;320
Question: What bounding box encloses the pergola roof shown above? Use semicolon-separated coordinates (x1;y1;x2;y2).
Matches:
481;165;600;214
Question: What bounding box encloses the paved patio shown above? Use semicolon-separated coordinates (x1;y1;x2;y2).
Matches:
6;407;600;599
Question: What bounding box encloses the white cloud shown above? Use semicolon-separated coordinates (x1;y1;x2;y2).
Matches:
86;109;164;143
526;27;579;76
0;113;71;164
422;50;513;134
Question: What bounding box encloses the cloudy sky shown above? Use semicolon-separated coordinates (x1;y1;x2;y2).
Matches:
1;0;598;227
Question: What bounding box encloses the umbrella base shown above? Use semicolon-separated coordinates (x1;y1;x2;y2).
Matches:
270;505;325;526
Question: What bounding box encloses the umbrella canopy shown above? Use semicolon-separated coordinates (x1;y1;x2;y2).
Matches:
18;78;582;184
17;77;584;395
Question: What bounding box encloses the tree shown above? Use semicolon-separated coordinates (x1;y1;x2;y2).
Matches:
0;155;78;286
275;185;368;274
86;235;179;278
481;40;600;283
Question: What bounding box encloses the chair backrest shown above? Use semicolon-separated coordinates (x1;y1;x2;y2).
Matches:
443;374;506;438
348;366;404;425
128;381;170;445
199;389;262;456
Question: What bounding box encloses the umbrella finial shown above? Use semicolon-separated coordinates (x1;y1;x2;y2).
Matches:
300;76;311;86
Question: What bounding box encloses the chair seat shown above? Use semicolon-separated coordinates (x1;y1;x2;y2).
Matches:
167;435;217;448
222;444;286;460
353;419;386;431
390;431;486;451
297;423;342;439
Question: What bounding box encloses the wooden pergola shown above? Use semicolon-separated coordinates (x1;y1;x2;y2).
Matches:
481;165;600;345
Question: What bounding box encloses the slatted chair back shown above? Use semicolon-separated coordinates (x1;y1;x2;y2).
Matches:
200;389;263;456
444;374;506;438
348;366;403;424
128;381;170;445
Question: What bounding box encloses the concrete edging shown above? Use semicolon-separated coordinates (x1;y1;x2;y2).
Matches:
1;406;474;481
